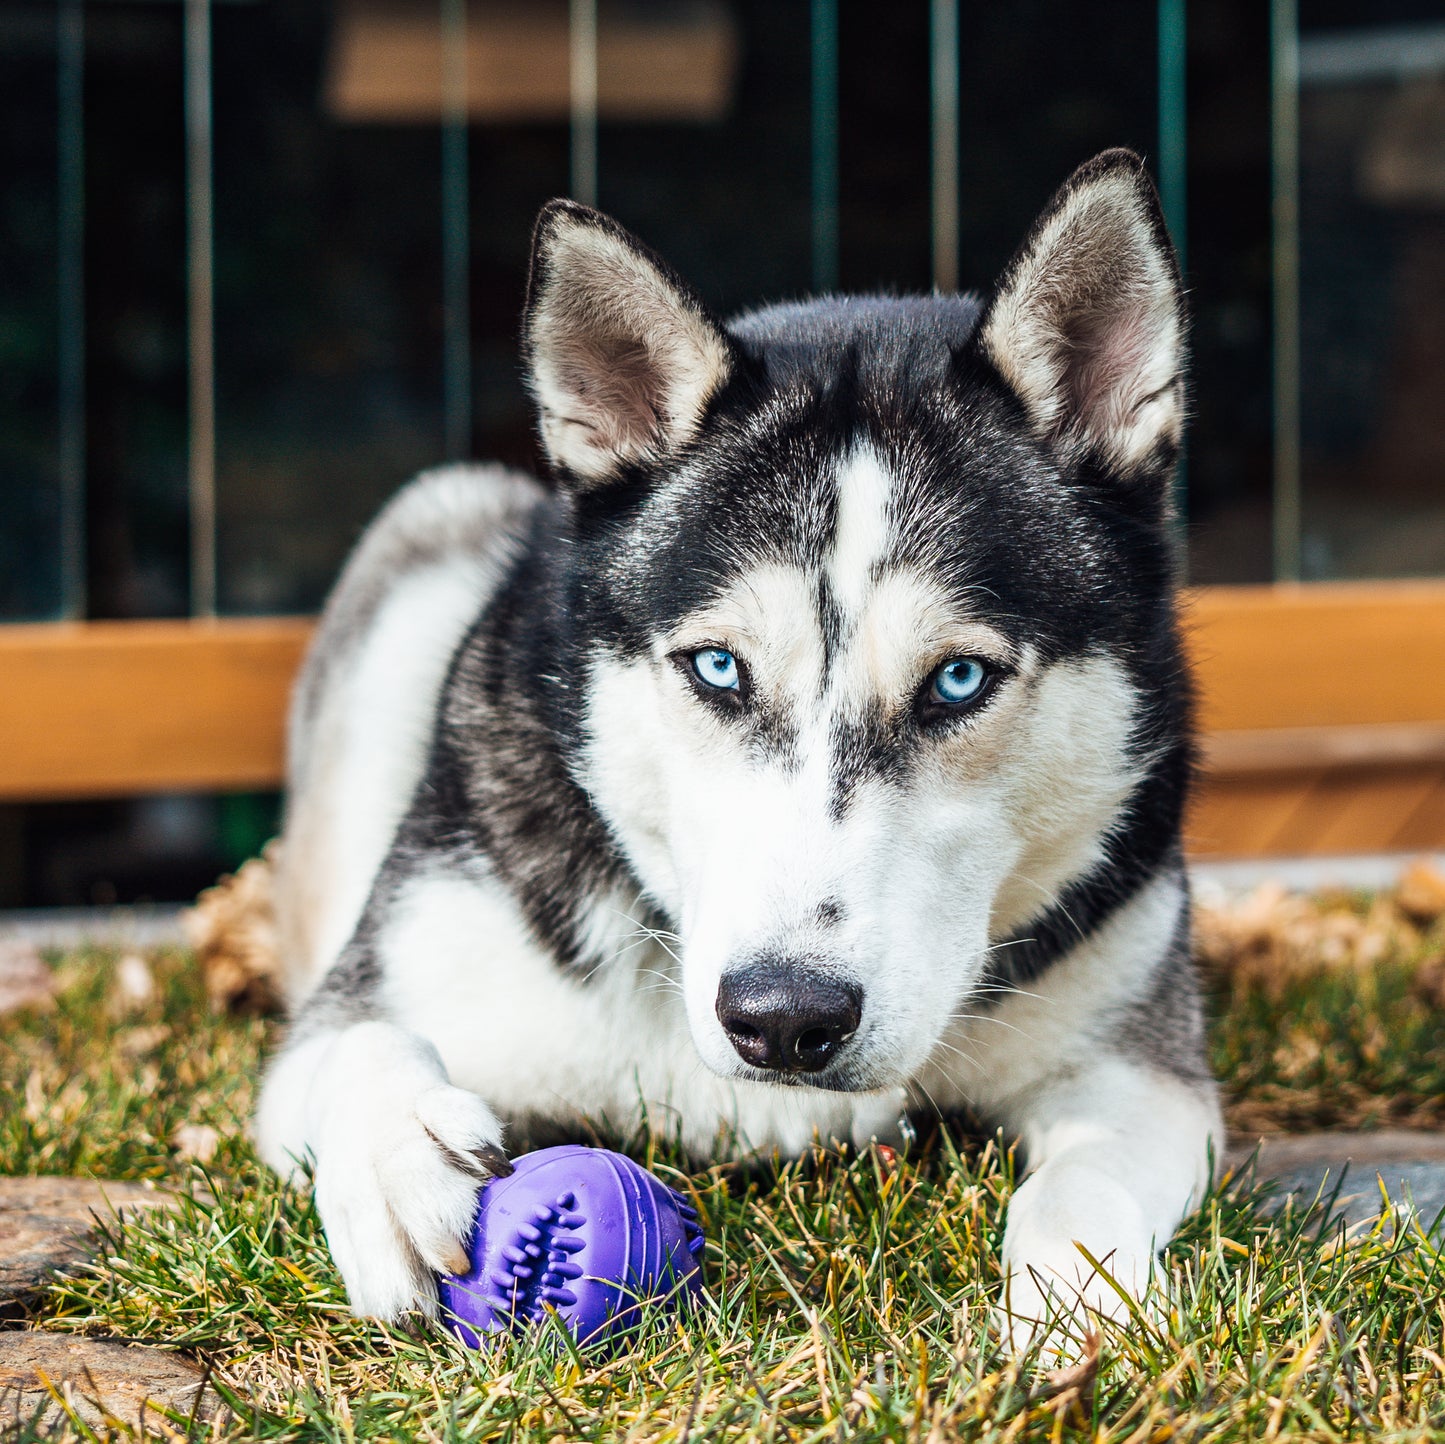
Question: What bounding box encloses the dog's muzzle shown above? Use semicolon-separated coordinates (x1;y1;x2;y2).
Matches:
715;962;862;1075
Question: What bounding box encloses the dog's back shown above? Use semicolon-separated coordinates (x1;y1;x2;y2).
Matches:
274;463;545;1005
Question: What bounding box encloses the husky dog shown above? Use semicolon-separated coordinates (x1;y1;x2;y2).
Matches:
256;150;1221;1343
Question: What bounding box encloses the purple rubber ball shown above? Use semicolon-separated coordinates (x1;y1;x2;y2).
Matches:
437;1145;705;1351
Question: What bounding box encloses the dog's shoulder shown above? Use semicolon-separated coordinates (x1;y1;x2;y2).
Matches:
275;463;553;1000
295;464;548;730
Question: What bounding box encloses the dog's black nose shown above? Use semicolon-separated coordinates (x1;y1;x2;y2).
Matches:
715;964;862;1074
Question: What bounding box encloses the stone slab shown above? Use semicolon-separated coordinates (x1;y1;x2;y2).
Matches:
1192;852;1445;897
1227;1130;1445;1232
0;1332;215;1432
0;1177;187;1307
0;905;185;951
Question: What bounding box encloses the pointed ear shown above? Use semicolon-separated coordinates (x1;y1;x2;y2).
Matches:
522;200;738;488
978;150;1185;476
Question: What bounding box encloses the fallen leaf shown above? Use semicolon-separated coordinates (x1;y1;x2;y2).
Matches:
111;952;156;1014
23;1069;48;1122
1397;857;1445;924
186;841;283;1014
116;1023;172;1058
0;940;56;1017
173;1122;221;1163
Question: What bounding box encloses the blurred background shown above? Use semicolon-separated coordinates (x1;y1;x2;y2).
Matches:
1;0;1444;907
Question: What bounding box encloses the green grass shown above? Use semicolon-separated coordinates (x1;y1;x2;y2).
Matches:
2;940;1444;1441
1213;958;1445;1135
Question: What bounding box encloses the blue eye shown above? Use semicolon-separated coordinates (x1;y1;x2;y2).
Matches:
929;657;989;706
692;648;740;691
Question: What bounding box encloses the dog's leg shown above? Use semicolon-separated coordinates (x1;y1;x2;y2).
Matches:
995;1057;1220;1351
255;1018;508;1320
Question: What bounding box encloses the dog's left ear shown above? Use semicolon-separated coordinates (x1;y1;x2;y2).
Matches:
522;200;738;488
977;149;1184;477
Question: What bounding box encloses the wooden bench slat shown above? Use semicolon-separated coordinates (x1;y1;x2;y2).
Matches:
3;581;1445;860
0;618;312;801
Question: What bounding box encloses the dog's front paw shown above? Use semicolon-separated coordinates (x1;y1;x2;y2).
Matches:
996;1240;1150;1359
311;1023;510;1321
997;1165;1159;1359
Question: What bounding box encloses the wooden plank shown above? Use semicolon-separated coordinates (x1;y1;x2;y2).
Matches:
1258;766;1445;857
2;581;1445;854
0;619;312;802
1200;722;1445;775
1185;580;1445;733
1390;775;1445;853
1185;775;1321;859
326;0;739;123
1186;769;1445;860
1184;580;1445;857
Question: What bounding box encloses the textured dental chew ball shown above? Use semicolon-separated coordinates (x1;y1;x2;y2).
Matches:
438;1144;705;1350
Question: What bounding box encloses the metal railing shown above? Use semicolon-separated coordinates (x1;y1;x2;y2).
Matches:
32;0;1363;622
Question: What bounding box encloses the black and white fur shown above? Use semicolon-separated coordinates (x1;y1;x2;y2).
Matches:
256;151;1221;1346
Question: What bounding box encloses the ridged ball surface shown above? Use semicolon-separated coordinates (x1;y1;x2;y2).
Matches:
438;1145;705;1350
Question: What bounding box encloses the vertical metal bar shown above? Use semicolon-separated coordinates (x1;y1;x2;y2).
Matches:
185;0;216;616
810;0;839;293
442;0;471;460
1270;0;1301;583
1157;0;1188;549
1157;0;1186;272
929;0;959;293
57;0;86;620
569;0;598;206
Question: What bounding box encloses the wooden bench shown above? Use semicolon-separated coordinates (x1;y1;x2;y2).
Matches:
3;582;1444;858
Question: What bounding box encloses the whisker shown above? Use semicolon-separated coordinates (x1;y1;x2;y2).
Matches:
911;1074;948;1119
965;979;1050;1006
635;969;684;997
981;934;1037;954
926;1037;984;1072
598;901;683;944
950;1010;1030;1039
1013;873;1088;944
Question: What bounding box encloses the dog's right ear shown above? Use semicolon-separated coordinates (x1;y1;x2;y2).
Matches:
522;201;737;489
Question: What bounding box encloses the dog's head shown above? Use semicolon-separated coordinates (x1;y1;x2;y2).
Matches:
522;150;1188;1093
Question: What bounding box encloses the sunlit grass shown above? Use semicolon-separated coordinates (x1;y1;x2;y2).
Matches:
2;937;1443;1441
